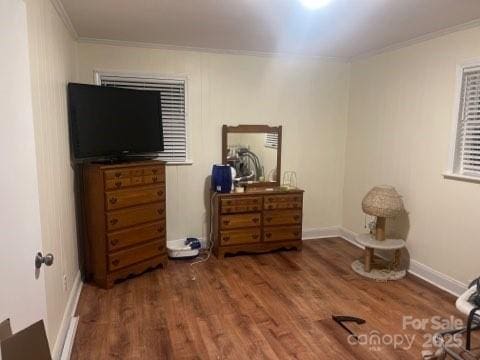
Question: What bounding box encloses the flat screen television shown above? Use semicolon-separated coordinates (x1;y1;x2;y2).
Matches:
68;83;164;161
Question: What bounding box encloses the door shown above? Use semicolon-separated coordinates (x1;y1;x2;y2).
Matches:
0;0;47;339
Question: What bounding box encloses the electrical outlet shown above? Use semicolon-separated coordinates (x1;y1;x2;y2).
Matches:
63;274;68;291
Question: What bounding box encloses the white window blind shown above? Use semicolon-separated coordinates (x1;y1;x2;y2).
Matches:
97;73;187;163
264;132;278;149
453;66;480;176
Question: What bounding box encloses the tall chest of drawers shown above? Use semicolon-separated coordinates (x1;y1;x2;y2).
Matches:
82;160;167;288
212;189;304;258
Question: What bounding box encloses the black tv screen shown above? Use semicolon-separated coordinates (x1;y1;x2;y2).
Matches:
68;83;164;160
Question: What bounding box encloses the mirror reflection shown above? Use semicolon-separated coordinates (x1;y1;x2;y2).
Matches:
226;132;278;183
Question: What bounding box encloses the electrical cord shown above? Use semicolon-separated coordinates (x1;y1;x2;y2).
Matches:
189;192;218;280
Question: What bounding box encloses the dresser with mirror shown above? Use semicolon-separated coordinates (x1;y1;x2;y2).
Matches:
213;125;304;258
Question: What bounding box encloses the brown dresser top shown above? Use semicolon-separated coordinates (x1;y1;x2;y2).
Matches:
86;160;166;170
214;188;304;197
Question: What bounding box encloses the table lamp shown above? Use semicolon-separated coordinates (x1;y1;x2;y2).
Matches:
361;185;404;241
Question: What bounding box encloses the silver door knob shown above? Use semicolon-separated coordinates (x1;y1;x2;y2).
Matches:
35;252;54;269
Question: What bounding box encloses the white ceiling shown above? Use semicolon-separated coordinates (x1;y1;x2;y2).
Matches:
60;0;480;58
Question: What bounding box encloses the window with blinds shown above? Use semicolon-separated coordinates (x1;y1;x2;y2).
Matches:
264;132;278;149
96;73;188;164
453;66;480;177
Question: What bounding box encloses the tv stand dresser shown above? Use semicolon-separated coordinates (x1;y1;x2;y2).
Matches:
212;188;304;258
82;160;167;288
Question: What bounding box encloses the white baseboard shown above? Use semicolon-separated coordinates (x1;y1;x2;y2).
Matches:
408;260;467;297
302;226;342;240
52;271;83;360
302;226;468;297
60;316;79;360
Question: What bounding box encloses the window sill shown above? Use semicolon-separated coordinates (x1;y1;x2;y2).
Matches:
165;159;194;166
442;172;480;184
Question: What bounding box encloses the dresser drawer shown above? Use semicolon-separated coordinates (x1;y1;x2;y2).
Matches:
220;213;261;229
264;194;303;210
108;240;165;271
143;166;165;177
105;186;165;210
220;196;262;214
143;174;165;185
105;178;132;190
220;229;260;245
107;221;165;251
131;176;144;186
106;203;165;231
104;169;130;180
264;210;302;226
263;226;302;242
143;166;165;184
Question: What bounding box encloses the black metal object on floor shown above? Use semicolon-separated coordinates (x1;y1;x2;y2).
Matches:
332;315;366;341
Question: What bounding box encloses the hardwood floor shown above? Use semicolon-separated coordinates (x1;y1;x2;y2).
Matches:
71;238;472;359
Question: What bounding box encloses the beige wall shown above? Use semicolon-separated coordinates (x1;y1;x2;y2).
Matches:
343;26;480;285
77;43;351;239
25;0;78;350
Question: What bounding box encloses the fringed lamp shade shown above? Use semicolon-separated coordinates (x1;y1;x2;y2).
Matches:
362;186;404;241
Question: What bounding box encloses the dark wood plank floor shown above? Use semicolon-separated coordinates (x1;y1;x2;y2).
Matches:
71;238;473;359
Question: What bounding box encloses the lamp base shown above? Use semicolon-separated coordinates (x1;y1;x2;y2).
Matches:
375;216;386;241
351;260;406;281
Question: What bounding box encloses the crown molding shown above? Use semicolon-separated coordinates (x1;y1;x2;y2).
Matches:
47;3;480;64
351;18;480;61
48;0;78;39
77;37;349;63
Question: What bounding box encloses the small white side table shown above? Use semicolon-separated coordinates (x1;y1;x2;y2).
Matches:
355;233;406;273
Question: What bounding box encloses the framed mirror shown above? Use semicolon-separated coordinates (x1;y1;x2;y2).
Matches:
222;125;282;187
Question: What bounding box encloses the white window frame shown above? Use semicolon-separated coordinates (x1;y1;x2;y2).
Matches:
444;60;480;183
93;70;192;165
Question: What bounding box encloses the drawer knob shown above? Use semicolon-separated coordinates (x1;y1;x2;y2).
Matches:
223;220;230;225
157;209;164;215
109;197;117;204
268;205;273;209
112;259;120;266
158;245;164;251
252;234;259;240
110;218;118;225
152;169;158;174
265;217;273;222
115;181;122;188
293;231;300;237
115;172;121;178
293;215;300;221
110;239;119;246
157;227;164;233
252;218;259;223
226;200;232;205
252;206;258;211
152;176;158;182
223;236;230;241
157;191;163;197
265;233;272;238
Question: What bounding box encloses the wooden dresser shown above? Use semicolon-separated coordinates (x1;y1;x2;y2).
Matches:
82;160;167;288
212;189;304;258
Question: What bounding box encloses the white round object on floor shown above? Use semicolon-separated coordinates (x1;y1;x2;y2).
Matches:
351;260;406;281
167;239;200;259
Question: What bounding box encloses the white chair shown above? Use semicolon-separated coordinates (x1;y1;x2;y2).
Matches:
425;281;480;360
